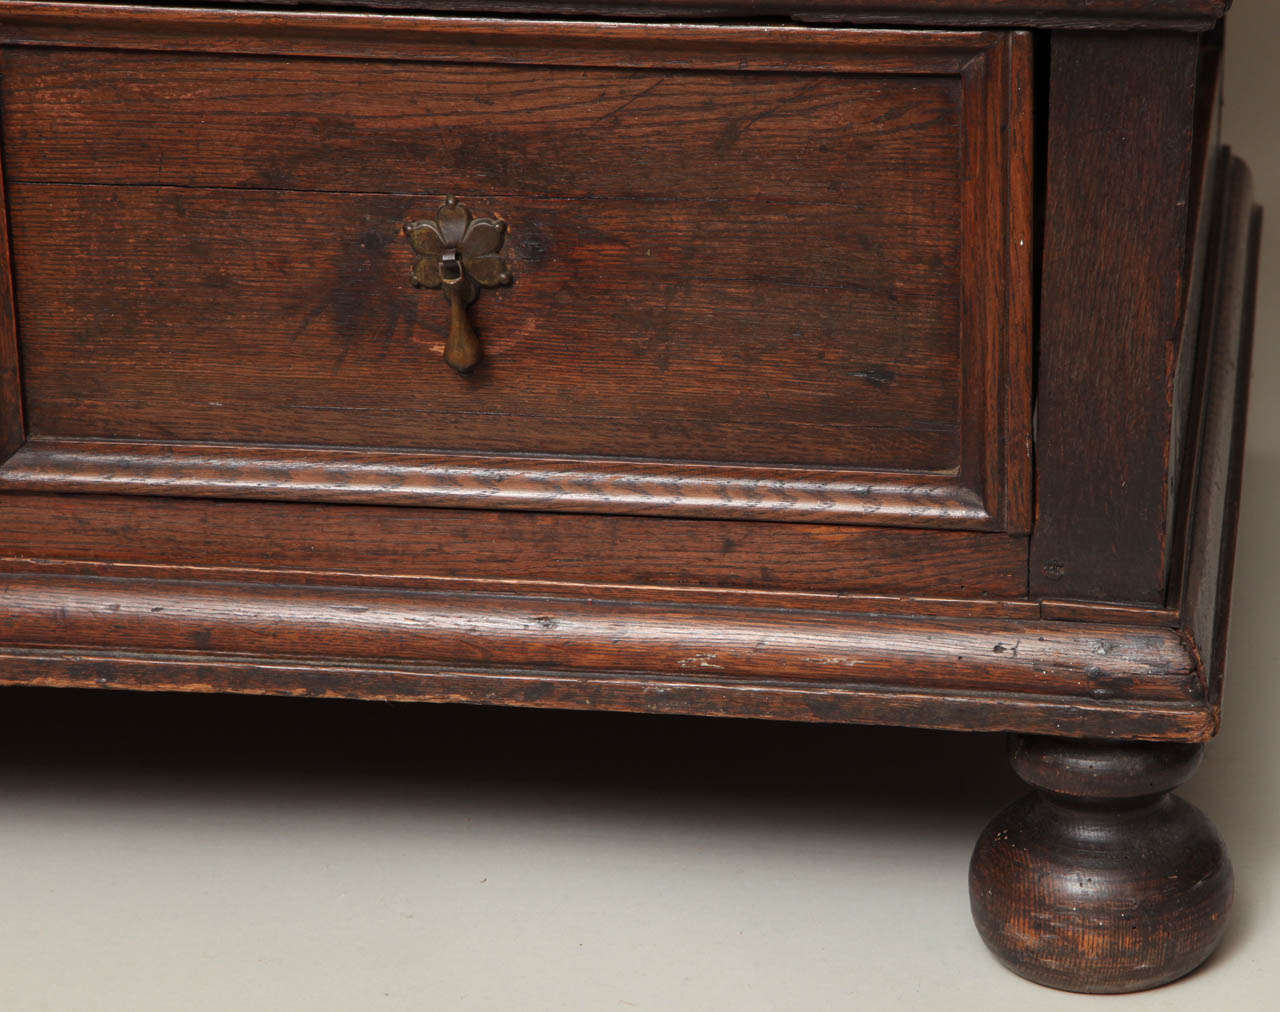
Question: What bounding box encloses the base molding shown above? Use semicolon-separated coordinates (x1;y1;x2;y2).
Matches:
0;570;1214;741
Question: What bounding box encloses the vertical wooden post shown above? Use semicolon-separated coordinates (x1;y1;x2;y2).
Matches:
1031;31;1203;603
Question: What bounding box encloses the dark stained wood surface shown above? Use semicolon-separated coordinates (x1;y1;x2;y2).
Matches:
0;572;1201;699
0;122;21;462
0;28;1032;532
0;438;1002;527
0;6;1011;66
0;7;1263;991
1166;38;1224;561
0;571;1215;741
1173;157;1260;710
960;29;1034;534
0;556;1046;619
0;492;1030;597
2;48;964;198
0;647;1217;741
0;2;1260;756
1030;31;1202;604
0;557;1042;618
1039;599;1179;627
1002;33;1035;534
6;1;1233;32
971;736;1232;991
8;186;963;471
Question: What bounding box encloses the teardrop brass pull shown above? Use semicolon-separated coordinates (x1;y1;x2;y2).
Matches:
405;197;513;374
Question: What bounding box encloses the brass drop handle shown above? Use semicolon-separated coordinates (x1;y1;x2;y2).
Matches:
405;197;513;375
440;252;482;373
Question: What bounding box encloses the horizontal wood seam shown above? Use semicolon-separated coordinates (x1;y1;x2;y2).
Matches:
0;2;1231;37
0;554;1038;616
0;6;1000;69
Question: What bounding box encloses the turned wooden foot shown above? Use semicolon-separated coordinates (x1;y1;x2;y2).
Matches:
969;735;1232;993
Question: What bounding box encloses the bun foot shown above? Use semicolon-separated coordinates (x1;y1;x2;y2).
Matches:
969;735;1232;993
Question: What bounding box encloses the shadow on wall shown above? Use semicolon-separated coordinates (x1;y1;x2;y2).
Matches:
1194;0;1280;956
1185;453;1280;958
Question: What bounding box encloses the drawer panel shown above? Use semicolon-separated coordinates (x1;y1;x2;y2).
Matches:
2;48;958;201
10;185;957;472
0;16;1031;531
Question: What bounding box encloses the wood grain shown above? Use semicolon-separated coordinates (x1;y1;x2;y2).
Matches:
0;4;1255;758
0;648;1217;742
1174;157;1260;710
0;6;1006;66
0;438;1001;528
0;571;1208;709
1166;38;1224;563
1000;32;1035;533
0;29;1031;531
971;736;1232;992
0;1;1232;36
0;492;1030;597
0;558;1043;618
1;48;963;200
0;111;21;462
1030;31;1202;603
1039;599;1179;627
8;186;962;471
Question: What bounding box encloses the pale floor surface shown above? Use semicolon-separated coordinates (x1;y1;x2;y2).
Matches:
0;693;1276;1012
3;2;1279;1008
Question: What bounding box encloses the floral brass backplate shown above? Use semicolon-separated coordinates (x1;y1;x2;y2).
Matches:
405;196;513;374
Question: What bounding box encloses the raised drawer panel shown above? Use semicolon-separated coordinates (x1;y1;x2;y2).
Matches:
0;20;1031;531
9;185;960;472
2;49;959;200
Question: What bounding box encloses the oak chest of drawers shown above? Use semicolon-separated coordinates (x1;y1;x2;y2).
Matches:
0;0;1262;993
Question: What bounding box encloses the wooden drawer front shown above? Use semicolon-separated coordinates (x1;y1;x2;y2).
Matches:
0;13;1031;530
